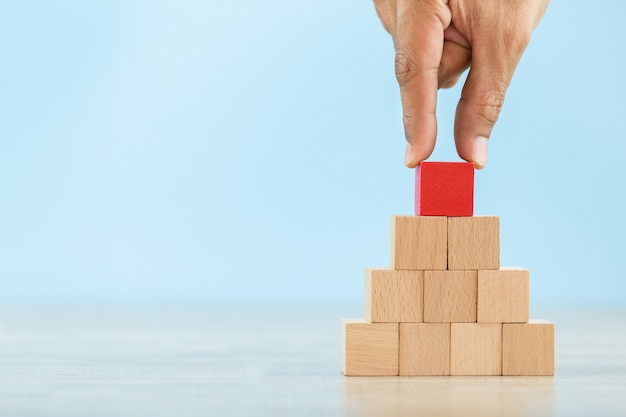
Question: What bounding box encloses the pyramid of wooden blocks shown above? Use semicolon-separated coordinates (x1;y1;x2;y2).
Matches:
342;161;555;376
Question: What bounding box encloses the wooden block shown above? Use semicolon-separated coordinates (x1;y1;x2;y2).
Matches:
448;216;499;270
477;267;530;323
365;268;423;323
342;319;399;376
424;270;477;323
399;323;450;376
415;161;474;216
503;320;554;376
450;323;502;375
390;215;447;270
451;323;502;375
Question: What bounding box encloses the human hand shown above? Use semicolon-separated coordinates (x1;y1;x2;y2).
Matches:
373;0;548;169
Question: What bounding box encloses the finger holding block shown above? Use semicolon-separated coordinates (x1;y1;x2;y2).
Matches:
448;216;500;270
503;320;555;376
400;323;451;376
365;268;424;323
342;319;399;376
477;267;530;323
451;323;502;375
391;216;447;270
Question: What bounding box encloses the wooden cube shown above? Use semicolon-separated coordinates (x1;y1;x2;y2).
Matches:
424;270;477;323
399;323;450;376
415;161;474;216
342;319;399;376
477;267;530;323
451;323;502;375
503;320;554;376
365;268;423;323
448;216;499;270
390;215;447;270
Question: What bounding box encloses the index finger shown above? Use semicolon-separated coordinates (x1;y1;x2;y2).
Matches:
394;0;451;167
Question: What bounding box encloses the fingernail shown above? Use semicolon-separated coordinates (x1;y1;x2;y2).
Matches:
473;136;489;169
404;143;413;166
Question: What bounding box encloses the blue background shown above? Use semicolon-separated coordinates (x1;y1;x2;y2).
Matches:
1;0;624;307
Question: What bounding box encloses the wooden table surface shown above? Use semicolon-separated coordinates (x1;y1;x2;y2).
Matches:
0;306;624;416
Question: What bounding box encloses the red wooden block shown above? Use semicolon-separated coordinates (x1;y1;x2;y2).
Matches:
415;162;474;217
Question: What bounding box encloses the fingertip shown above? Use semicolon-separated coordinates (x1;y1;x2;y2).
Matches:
454;96;491;170
455;133;489;170
404;141;433;168
404;143;420;168
404;143;415;167
472;136;489;169
404;157;422;169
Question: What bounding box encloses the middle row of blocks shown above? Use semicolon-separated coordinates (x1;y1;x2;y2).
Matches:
391;215;500;270
365;267;529;323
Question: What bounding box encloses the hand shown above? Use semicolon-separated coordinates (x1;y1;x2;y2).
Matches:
373;0;549;169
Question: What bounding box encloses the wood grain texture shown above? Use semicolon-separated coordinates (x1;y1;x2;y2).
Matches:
399;323;451;376
503;320;555;376
415;162;474;217
342;319;399;376
364;268;424;323
477;267;530;323
451;323;502;376
390;216;447;270
448;216;500;270
424;270;477;323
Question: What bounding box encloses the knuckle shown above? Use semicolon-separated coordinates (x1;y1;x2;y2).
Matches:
394;51;415;86
423;0;452;25
395;50;434;87
504;22;532;56
473;90;506;126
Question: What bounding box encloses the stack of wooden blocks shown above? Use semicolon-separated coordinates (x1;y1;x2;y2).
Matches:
342;162;554;376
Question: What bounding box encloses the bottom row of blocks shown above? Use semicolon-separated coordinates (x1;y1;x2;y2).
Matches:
342;319;554;376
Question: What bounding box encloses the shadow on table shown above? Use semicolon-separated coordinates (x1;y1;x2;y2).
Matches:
343;376;554;417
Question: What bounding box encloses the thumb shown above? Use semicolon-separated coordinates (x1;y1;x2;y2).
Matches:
454;36;525;169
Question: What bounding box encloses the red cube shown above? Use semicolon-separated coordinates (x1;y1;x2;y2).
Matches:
415;162;474;216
